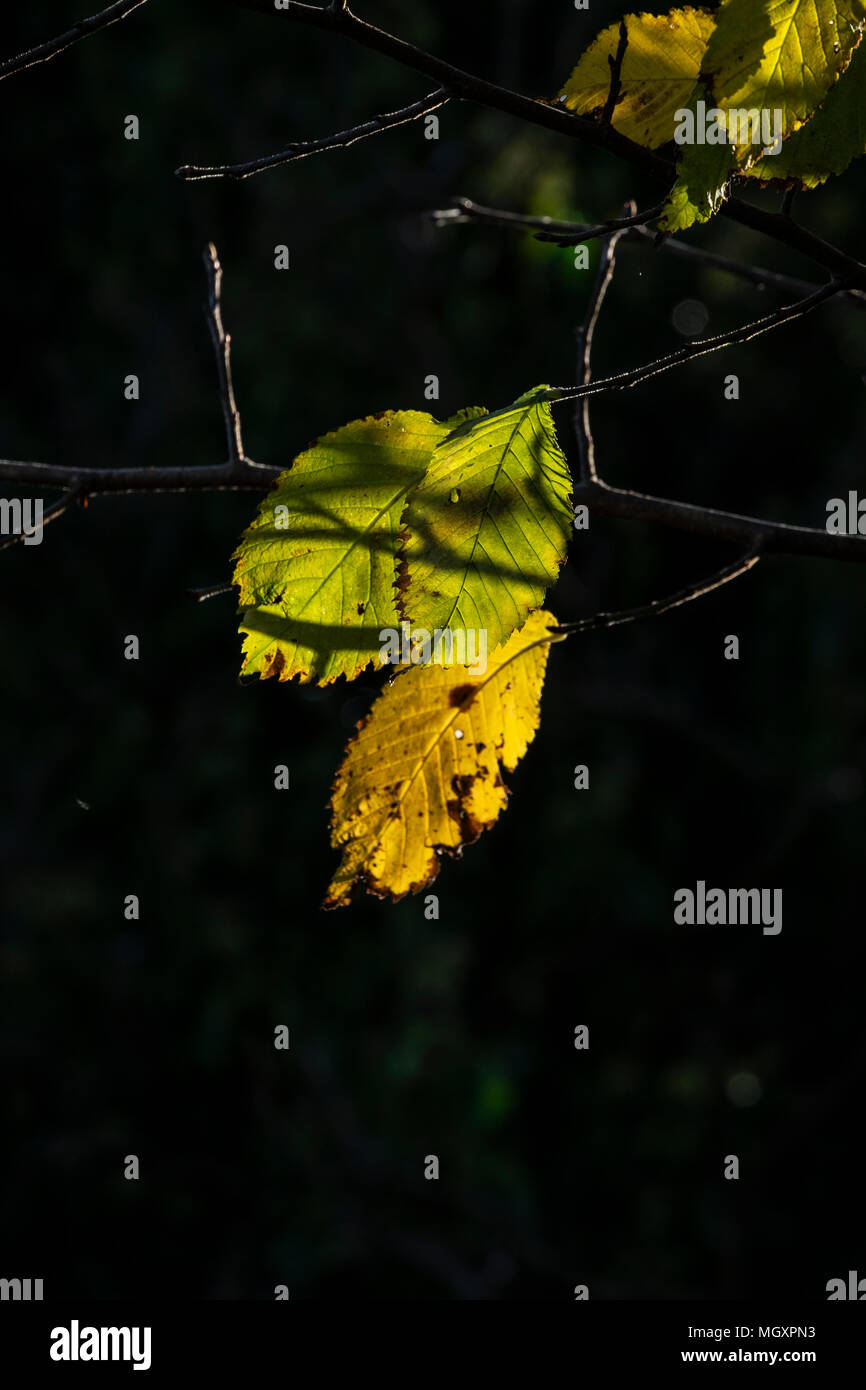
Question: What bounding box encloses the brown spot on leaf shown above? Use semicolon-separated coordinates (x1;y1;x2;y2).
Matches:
449;683;478;708
445;771;488;846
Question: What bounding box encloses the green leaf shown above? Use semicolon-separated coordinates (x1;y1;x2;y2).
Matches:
702;0;866;161
400;387;573;653
659;89;737;230
745;37;866;184
232;409;480;685
556;8;716;149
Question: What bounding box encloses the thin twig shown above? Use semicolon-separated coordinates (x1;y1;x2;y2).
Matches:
549;279;842;404
0;246;279;519
574;219;630;482
177;88;450;181
601;19;628;127
230;0;666;177
432;195;663;245
551;549;761;634
433;196;866;309
204;242;259;473
187;581;236;602
626;223;866;309
0;487;85;550
0;0;149;82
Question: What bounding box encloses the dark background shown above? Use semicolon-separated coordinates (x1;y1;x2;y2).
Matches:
1;0;865;1299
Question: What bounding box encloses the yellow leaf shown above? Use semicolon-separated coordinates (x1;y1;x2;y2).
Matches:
557;8;716;149
324;610;561;908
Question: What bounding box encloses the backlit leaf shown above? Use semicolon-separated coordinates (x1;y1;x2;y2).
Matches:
232;408;481;685
703;0;866;160
659;90;737;230
400;388;572;654
324;609;560;908
745;35;866;184
556;8;716;149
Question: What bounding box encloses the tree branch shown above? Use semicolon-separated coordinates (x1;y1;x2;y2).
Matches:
0;486;85;550
0;0;149;83
0;250;861;574
230;0;668;176
204;242;248;471
231;0;866;291
574;221;630;483
432;196;866;309
0;245;279;505
549;279;842;404
0;458;278;497
625;223;866;309
551;549;761;635
177;88;450;181
574;480;866;562
432;195;663;244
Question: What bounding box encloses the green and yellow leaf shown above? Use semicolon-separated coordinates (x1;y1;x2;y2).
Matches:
703;0;866;160
745;35;866;184
400;387;572;654
659;91;737;230
324;609;560;908
556;8;715;148
232;408;482;685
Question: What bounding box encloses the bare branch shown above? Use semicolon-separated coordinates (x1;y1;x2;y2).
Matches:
0;458;278;497
574;479;866;563
177;88;450;182
0;487;85;550
432;195;663;245
0;0;149;83
552;550;761;635
187;582;236;603
231;0;668;175
626;223;866;310
203;242;271;478
433;195;866;310
574;219;631;483
0;246;279;512
550;279;842;404
2;460;863;565
204;243;246;469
